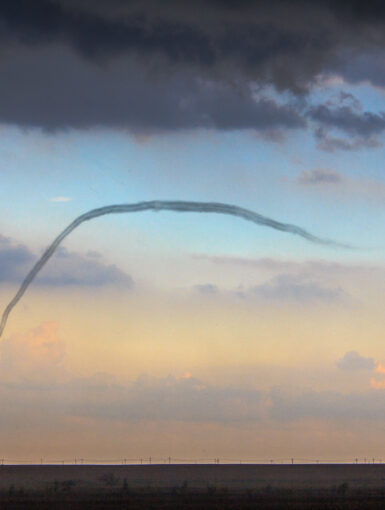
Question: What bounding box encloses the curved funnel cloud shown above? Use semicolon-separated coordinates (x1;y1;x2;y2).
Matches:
0;200;351;338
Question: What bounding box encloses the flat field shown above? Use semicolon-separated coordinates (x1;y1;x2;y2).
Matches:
0;463;384;490
0;464;385;509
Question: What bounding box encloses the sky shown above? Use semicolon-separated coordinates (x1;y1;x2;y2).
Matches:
0;0;385;462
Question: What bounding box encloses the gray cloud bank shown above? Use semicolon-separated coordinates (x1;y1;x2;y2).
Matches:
66;374;265;423
0;46;304;133
2;0;385;87
1;1;385;140
0;234;132;287
308;96;385;151
1;320;384;428
269;387;385;422
1;371;384;426
336;351;375;371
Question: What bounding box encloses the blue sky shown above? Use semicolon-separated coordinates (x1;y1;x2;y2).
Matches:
2;103;385;268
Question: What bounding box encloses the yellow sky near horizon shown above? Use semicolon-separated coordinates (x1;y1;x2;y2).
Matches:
0;278;384;461
1;282;383;385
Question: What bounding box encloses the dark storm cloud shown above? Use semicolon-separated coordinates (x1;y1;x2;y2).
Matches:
1;1;385;131
308;105;385;138
2;0;384;69
0;46;304;131
341;53;385;89
313;127;382;152
307;91;385;151
0;0;214;64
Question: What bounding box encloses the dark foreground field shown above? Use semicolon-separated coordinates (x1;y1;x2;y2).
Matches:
1;464;385;509
1;486;385;510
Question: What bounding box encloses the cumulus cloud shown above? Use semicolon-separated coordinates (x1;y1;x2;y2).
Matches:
0;235;132;287
336;351;375;371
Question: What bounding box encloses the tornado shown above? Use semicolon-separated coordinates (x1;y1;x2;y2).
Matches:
0;200;351;338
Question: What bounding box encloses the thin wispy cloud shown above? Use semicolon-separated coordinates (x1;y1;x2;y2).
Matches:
295;168;385;203
49;197;71;202
296;169;344;186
